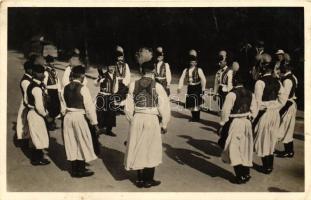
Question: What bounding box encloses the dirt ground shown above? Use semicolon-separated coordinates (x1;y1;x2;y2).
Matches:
6;50;304;192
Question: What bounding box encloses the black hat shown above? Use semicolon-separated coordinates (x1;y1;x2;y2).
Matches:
23;61;33;71
141;60;154;74
114;50;124;59
45;55;54;63
256;40;265;48
71;65;86;75
154;47;164;58
32;64;45;73
188;55;197;62
233;72;245;86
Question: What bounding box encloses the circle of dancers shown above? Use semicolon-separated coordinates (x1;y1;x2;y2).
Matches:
16;41;298;187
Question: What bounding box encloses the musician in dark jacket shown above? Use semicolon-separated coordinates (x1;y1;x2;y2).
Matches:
43;55;62;130
95;63;119;137
153;46;172;96
177;49;206;122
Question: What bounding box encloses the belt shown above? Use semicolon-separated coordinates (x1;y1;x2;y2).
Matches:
46;84;58;89
229;112;251;118
99;91;112;95
156;77;166;80
189;82;201;85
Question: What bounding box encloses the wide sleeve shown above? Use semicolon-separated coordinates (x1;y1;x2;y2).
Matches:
43;71;49;86
214;71;220;93
227;70;233;92
254;80;264;108
124;82;135;122
123;63;131;86
156;83;171;128
21;80;31;105
82;76;88;86
250;93;259;119
165;63;172;86
220;92;235;125
62;67;71;87
32;87;47;117
81;86;98;125
281;79;292;102
178;69;187;90
198;68;206;91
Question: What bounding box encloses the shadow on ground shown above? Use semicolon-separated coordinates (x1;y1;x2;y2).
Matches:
48;137;68;171
163;143;235;183
99;145;136;184
179;135;222;157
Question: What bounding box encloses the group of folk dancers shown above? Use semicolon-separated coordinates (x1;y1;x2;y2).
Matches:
15;44;298;187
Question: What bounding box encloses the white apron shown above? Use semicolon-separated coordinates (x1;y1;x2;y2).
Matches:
16;99;30;139
27;109;49;149
63;111;97;162
222;118;253;167
254;108;280;157
279;101;297;143
124;113;162;170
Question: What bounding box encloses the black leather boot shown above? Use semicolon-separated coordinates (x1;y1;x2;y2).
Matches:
71;160;94;178
31;149;50;166
233;165;247;184
135;170;144;188
143;167;161;188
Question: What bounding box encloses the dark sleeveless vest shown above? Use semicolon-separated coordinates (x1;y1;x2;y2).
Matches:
45;64;58;86
259;75;280;101
220;67;230;85
63;81;84;109
20;74;33;104
100;72;116;94
133;77;158;108
281;73;297;99
154;62;166;78
185;67;201;84
231;86;252;114
115;62;126;78
27;80;47;108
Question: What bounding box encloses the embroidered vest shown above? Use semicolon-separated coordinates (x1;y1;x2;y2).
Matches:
100;72;116;94
231;87;252;114
154;62;166;78
259;75;280;101
133;77;158;108
63;81;84;109
281;73;297;99
115;62;126;78
27;80;47;108
184;67;201;84
20;74;32;104
46;64;58;86
220;67;230;85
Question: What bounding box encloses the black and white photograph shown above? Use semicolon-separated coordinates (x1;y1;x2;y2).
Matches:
0;1;310;199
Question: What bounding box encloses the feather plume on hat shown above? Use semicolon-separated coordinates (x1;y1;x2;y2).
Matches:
136;47;153;66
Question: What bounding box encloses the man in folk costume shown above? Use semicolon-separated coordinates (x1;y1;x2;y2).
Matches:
178;49;206;122
276;62;298;158
219;72;258;184
95;63;119;137
253;53;285;174
16;61;33;142
26;64;53;165
62;65;99;177
153;46;172;96
114;46;131;106
214;50;233;108
43;55;62;130
62;49;87;87
124;47;170;188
